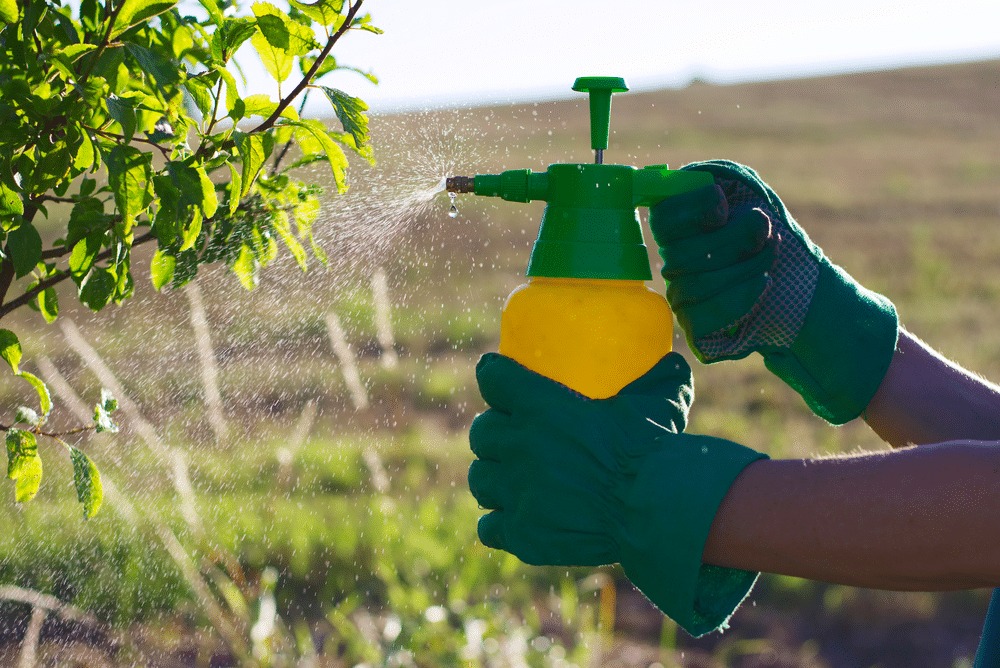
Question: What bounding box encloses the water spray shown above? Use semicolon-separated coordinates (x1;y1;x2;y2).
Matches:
447;77;713;398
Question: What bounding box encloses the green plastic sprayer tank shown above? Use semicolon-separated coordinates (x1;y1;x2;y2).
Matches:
446;77;713;399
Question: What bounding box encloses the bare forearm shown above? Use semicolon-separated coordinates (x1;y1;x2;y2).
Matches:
702;442;1000;590
864;329;1000;446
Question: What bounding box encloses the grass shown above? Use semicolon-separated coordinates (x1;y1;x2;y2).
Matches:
4;58;1000;666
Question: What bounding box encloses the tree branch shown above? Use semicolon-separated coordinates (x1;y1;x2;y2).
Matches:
250;0;366;135
0;230;157;321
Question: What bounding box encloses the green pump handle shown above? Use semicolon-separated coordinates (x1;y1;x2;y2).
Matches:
572;76;628;162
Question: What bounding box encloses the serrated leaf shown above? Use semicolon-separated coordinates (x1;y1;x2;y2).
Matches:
285;120;348;193
250;27;292;83
123;42;179;87
0;329;20;373
69;233;104;277
320;86;370;153
38;287;58;324
6;223;42;278
179;208;202;252
74;131;96;171
236;132;274;197
253;2;318;57
58;43;97;62
0;178;22;217
272;209;307;271
14;406;39;426
289;0;343;27
150;248;176;290
195;164;218;219
184;78;214;117
70;447;103;519
111;0;178;39
231;244;257;290
18;371;51;416
226;163;242;215
352;13;382;34
6;429;41;504
79;267;116;311
211;16;258;63
216;66;243;120
105;145;152;237
106;95;137;143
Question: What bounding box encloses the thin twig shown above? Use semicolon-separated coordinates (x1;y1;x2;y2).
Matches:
89;127;172;159
76;0;127;88
250;0;366;134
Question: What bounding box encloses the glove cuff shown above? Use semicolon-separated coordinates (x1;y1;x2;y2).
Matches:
617;435;768;637
762;260;899;424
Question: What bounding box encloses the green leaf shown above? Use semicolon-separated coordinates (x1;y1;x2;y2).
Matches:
272;209;307;270
57;43;97;62
79;267;116;311
6;223;42;278
18;371;51;416
226;163;242;215
70;447;103;519
289;0;344;27
67;198;110;248
105;145;152;237
195;164;218;219
0;178;22;217
6;429;41;504
250;27;292;83
0;0;17;24
106;95;137;143
215;66;243;120
180;209;202;252
74;131;96;171
253;2;319;57
320;87;370;153
0;329;20;373
352;13;383;34
211;16;258;64
38;287;58;324
231;244;257;290
100;388;118;414
150;248;176;290
110;0;178;39
69;233;104;277
184;77;214;117
123;42;179;87
236;132;274;197
285;119;349;193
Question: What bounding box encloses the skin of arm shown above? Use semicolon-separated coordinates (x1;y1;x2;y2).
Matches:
701;328;1000;589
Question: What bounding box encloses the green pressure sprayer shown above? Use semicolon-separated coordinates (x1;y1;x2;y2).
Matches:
447;77;713;398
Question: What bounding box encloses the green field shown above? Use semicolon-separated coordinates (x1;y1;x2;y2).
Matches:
3;58;1000;666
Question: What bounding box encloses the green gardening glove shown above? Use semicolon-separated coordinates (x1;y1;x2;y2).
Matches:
649;160;899;424
469;351;768;637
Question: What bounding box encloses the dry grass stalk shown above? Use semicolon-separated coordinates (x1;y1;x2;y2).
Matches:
184;282;230;443
58;319;206;539
324;311;369;410
371;268;399;370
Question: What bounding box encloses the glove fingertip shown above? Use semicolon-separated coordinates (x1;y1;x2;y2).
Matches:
477;511;506;550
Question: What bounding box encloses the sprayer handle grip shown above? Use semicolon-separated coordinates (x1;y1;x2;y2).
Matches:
633;168;715;208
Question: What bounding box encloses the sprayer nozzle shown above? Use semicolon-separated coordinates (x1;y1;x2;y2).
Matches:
446;176;476;193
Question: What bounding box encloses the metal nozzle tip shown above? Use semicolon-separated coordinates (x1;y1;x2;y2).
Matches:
446;176;475;193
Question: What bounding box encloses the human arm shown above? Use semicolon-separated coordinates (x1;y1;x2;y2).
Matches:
703;441;1000;590
864;329;1000;446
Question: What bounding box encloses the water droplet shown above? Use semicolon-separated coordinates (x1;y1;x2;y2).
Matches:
448;192;458;218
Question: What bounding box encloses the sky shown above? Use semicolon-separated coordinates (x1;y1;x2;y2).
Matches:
281;0;1000;113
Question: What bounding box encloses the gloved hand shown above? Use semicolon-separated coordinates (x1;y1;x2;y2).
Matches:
649;160;899;424
468;351;767;637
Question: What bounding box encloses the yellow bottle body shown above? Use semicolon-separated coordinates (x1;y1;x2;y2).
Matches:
498;277;673;399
